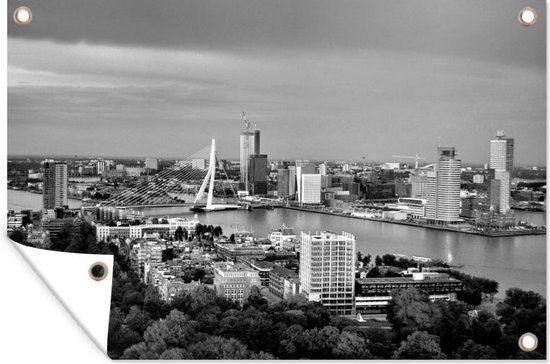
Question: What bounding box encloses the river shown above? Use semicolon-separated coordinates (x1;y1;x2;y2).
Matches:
8;189;546;297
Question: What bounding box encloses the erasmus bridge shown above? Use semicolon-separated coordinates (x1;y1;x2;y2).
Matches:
102;139;240;211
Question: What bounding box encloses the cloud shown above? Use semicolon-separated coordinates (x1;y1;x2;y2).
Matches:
8;34;545;165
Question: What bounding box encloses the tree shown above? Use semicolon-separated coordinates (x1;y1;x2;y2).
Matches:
174;226;183;241
244;286;268;310
9;230;25;244
471;310;502;347
375;255;383;266
361;327;393;359
366;266;381;278
382;254;397;266
125;305;151;335
161;249;176;262
159;348;192;359
388;288;441;338
230;233;235;243
124;310;199;358
504;288;543;309
431;300;472;355
363;254;372;266
187;336;251;359
332;331;372;359
452;339;497;359
393;331;446;359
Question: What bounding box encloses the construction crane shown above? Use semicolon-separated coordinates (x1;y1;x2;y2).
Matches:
392;154;426;169
242;111;250;131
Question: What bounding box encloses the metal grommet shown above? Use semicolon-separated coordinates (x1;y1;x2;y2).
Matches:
518;332;538;352
89;262;108;281
517;7;537;27
13;6;33;26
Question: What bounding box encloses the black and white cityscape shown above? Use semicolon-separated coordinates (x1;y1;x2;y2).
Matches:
7;0;546;360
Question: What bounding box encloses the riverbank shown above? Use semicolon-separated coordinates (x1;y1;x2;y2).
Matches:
282;206;546;237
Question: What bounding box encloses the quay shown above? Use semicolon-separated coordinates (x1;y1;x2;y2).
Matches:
282;206;546;238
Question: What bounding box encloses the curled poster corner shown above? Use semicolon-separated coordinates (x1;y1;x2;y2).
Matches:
11;240;113;354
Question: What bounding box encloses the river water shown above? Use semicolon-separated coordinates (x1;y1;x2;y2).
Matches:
8;190;546;297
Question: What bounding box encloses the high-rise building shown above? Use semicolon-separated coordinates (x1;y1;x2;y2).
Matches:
248;154;268;195
489;130;514;213
277;169;290;197
425;147;462;223
97;160;106;175
300;231;356;315
43;161;68;210
253;129;261;155
288;166;297;197
145;158;158;170
300;174;322;204
410;173;428;198
239;130;258;184
296;163;316;202
319;163;327;176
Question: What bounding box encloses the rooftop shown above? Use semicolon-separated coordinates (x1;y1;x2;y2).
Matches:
270;265;299;280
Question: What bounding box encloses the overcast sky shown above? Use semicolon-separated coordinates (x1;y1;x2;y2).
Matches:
8;0;546;165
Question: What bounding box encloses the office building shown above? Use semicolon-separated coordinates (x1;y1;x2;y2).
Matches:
425;147;462;223
213;262;261;305
269;266;300;299
355;272;463;314
214;243;266;262
240;129;260;184
95;217;199;241
277;169;290;197
96;160;106;175
296;163;317;202
300;174;322;204
42;216;81;240
145;158;158;170
411;173;427;198
248;154;268;195
288;166;297;196
43;161;68;210
300;231;356;315
192;158;208;170
488;130;514;213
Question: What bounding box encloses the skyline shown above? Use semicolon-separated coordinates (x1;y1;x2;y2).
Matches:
8;0;546;165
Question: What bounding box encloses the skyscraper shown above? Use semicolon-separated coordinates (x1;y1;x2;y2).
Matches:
489;130;514;213
410;173;428;198
96;160;106;175
300;231;356;315
240;128;261;188
43;161;68;210
296;162;316;202
248;154;268;195
277;169;290;197
288;166;297;197
300;174;322;204
239;131;256;185
425;147;461;223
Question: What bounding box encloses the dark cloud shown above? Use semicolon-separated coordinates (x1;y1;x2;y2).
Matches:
7;0;546;164
8;0;545;68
